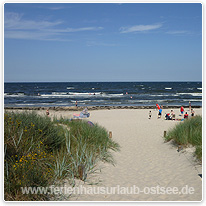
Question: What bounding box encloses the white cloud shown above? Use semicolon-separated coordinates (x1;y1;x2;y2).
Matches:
5;12;63;30
4;30;72;41
4;12;103;41
48;6;66;10
120;23;162;33
45;27;103;33
5;30;48;39
166;30;189;35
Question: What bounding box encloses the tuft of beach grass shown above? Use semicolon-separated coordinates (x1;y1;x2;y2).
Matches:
164;115;202;160
4;111;120;201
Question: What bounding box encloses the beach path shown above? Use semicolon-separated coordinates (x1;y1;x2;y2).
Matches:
68;109;202;201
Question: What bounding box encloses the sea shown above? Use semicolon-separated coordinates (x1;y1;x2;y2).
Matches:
4;82;202;108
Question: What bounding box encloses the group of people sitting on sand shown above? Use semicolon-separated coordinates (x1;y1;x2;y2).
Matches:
165;110;176;120
148;104;195;120
179;106;195;119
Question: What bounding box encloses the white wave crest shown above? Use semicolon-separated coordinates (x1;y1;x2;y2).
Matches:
177;93;202;97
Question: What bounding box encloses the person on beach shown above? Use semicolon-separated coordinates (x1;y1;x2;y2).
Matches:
170;110;175;120
180;106;184;116
191;109;195;117
46;109;49;116
189;101;191;112
76;101;78;107
148;111;152;119
184;112;188;119
165;113;172;120
158;106;162;119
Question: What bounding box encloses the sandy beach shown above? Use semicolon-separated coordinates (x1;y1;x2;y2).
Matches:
5;108;202;201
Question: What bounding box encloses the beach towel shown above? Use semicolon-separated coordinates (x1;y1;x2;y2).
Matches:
73;108;90;119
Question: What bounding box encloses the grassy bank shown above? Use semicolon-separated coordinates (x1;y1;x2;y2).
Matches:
4;111;120;201
164;116;202;160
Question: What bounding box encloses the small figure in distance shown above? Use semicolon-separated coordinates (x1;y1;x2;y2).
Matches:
180;105;184;116
46;109;49;116
170;110;175;120
184;112;188;119
189;101;191;111
158;106;162;119
165;112;172;120
76;101;78;107
148;111;152;119
191;108;195;117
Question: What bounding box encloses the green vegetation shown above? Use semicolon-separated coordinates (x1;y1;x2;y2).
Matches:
164;115;202;160
4;111;120;201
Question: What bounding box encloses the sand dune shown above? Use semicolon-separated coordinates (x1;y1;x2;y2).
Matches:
5;108;202;201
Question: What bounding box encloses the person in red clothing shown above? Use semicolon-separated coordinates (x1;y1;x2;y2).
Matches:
180;106;184;115
184;112;188;119
165;112;172;120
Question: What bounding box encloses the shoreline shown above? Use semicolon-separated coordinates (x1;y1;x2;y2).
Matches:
4;105;202;111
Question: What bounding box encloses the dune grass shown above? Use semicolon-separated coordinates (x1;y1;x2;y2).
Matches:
4;111;120;201
164;115;202;160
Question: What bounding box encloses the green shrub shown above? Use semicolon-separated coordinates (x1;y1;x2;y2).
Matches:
4;111;120;201
164;115;202;160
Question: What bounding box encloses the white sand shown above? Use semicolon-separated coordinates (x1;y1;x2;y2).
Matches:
5;108;202;201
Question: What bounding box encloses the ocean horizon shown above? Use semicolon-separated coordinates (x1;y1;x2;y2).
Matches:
4;81;202;108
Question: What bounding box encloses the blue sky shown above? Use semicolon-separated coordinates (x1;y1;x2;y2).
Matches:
4;3;202;82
